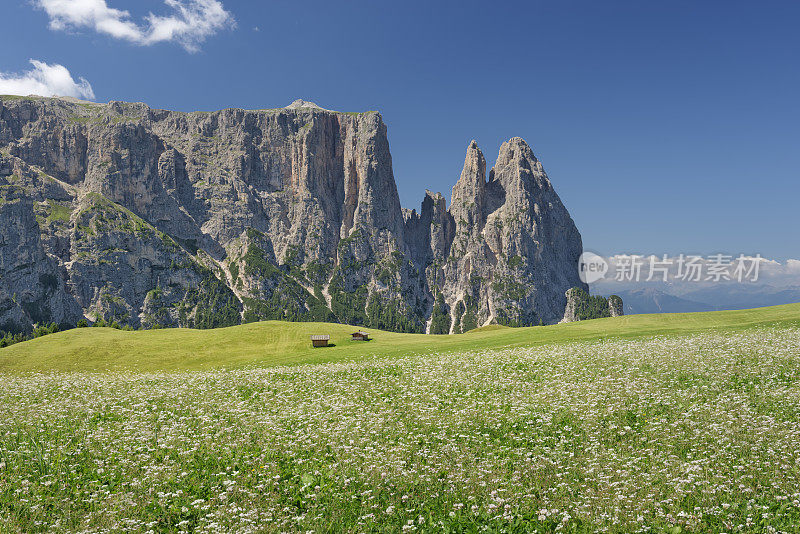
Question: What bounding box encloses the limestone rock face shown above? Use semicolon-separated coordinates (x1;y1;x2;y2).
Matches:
435;138;588;331
0;178;79;331
562;288;582;324
0;96;588;334
608;295;624;317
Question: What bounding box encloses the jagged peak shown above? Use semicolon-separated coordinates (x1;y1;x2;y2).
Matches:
420;189;447;217
491;136;553;194
424;189;445;200
454;140;487;192
498;137;538;162
466;139;484;157
450;140;487;224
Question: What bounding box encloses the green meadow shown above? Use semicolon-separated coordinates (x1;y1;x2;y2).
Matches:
2;303;799;372
2;304;800;532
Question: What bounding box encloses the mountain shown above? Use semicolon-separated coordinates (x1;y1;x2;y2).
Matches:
593;285;800;315
614;288;716;314
0;96;586;334
677;284;800;311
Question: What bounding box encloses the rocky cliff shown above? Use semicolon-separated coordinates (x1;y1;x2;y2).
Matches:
0;96;588;334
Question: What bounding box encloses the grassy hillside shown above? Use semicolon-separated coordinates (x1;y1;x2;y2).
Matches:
3;304;800;531
2;303;799;372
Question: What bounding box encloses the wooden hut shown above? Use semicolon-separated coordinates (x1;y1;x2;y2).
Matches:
351;331;370;341
310;334;330;347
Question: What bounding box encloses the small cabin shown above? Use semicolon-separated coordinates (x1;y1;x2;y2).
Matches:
351;331;370;341
310;334;330;347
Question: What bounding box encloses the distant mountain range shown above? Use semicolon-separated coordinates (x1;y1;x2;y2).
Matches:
609;285;800;315
677;285;800;310
612;289;714;314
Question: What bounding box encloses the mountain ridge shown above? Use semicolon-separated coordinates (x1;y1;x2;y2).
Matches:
0;96;587;334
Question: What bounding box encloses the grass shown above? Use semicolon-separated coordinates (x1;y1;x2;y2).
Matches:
1;303;799;373
1;318;799;532
0;95;36;101
44;199;72;224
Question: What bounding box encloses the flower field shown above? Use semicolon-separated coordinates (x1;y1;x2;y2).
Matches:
2;326;800;532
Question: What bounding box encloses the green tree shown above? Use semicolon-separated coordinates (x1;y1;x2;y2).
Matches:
430;293;451;335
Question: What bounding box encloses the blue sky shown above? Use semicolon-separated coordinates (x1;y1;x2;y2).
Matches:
2;0;798;261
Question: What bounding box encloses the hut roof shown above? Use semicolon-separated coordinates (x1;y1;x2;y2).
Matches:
310;334;330;341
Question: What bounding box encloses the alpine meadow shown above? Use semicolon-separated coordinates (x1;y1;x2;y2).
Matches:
2;306;800;532
2;1;799;533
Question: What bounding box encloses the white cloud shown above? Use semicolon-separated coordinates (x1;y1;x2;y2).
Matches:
35;0;235;52
0;60;95;100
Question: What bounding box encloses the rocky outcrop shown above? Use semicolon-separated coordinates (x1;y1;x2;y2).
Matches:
608;295;624;317
562;288;581;324
0;95;589;334
561;287;624;323
436;138;587;330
